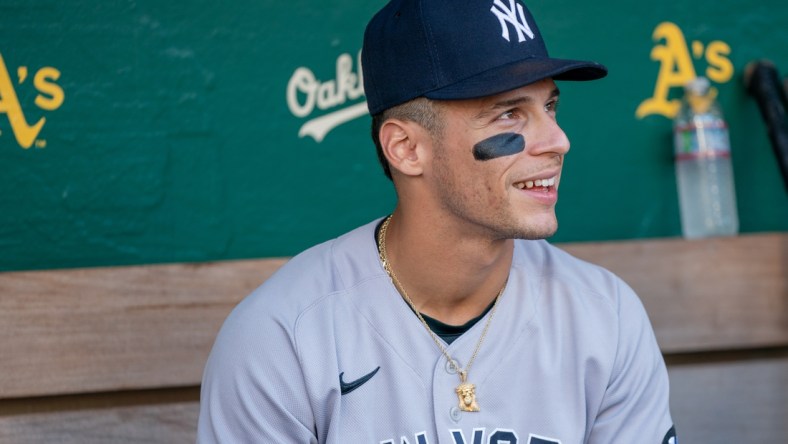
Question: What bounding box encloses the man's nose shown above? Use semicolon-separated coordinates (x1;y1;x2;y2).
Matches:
526;114;570;157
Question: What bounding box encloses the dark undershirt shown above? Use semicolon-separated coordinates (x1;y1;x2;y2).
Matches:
420;305;495;345
374;217;494;344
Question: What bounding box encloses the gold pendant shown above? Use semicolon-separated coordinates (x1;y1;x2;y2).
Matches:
455;372;480;412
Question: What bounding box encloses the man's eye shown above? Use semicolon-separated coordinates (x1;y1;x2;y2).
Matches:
545;100;559;113
499;110;517;120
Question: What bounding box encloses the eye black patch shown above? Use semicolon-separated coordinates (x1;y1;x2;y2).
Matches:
472;132;525;161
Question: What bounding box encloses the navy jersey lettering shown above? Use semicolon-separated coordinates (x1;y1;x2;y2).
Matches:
450;428;485;444
380;432;429;444
527;434;561;444
489;429;518;444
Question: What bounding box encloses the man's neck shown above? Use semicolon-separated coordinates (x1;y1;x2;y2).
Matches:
380;209;513;326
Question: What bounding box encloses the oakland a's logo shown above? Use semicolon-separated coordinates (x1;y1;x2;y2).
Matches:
286;52;366;143
0;52;64;149
491;0;534;43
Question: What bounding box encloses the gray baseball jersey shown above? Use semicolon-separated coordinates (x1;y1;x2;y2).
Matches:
198;219;674;443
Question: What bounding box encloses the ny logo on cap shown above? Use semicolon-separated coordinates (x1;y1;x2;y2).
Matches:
491;0;535;43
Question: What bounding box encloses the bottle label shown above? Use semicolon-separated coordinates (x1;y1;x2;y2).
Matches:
674;121;730;160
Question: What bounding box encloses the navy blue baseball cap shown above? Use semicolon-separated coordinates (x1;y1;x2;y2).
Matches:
362;0;607;115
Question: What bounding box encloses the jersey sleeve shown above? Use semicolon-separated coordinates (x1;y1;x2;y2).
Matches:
197;297;318;443
586;279;675;443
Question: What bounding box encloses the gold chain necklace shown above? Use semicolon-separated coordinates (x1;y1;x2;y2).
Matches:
377;215;505;412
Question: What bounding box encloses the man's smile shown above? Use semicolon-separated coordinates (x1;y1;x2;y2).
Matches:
514;175;556;190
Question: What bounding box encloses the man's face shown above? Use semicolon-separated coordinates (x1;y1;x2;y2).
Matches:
425;78;570;240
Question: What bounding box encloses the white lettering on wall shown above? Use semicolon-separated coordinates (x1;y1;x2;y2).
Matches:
286;51;367;142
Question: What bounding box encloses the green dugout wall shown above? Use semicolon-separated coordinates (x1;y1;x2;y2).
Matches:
1;0;786;271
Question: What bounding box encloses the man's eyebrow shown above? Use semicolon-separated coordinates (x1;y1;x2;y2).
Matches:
475;87;561;119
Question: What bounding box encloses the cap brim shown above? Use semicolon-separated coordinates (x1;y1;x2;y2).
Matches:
424;58;607;101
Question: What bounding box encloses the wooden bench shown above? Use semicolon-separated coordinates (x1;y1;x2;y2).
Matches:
1;233;786;442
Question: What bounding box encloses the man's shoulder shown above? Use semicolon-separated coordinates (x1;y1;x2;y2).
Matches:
230;218;383;325
513;239;635;308
514;239;614;278
201;220;385;399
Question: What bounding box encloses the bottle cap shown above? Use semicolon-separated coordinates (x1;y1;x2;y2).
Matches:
685;77;711;96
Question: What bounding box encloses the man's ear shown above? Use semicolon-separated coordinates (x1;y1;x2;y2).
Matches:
379;119;428;177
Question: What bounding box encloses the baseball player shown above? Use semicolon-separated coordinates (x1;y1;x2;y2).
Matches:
198;0;676;443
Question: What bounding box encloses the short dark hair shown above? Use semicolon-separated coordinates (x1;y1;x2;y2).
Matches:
370;98;444;180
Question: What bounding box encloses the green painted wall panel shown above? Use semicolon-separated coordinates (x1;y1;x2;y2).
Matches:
1;0;786;271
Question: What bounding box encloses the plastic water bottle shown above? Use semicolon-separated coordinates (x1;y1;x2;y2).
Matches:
673;77;739;239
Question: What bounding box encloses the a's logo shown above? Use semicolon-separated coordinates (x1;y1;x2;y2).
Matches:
286;51;367;143
491;0;534;43
636;22;733;119
0;52;65;149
